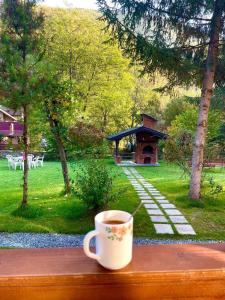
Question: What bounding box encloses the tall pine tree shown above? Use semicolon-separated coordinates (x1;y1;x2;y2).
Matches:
97;0;225;199
0;0;45;206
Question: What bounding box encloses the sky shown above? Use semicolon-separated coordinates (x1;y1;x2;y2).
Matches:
42;0;98;10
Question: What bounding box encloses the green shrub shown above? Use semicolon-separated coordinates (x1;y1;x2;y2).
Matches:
72;159;116;210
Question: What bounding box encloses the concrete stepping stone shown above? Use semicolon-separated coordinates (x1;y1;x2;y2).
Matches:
164;209;182;216
154;224;174;234
169;216;188;224
137;192;149;195
138;195;150;199
174;224;196;235
160;204;176;209
144;204;159;209
141;200;154;203
154;196;166;200
150;216;168;223
139;196;152;200
147;209;164;215
156;200;170;204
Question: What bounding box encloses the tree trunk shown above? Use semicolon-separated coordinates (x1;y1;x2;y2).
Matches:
22;104;29;206
189;0;224;199
48;115;71;194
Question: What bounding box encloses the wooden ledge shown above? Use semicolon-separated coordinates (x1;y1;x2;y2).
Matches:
0;244;225;300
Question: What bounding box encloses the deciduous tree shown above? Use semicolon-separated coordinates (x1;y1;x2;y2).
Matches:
0;0;45;206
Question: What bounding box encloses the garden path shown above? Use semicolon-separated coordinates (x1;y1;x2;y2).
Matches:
123;167;196;235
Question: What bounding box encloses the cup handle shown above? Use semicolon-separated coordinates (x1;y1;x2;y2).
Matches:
83;230;100;261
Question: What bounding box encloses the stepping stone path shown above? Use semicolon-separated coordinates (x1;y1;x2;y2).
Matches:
123;167;196;235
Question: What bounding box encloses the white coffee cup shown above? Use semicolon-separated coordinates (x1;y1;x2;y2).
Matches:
83;210;133;270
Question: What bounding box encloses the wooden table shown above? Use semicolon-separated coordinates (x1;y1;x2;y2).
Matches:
0;244;225;300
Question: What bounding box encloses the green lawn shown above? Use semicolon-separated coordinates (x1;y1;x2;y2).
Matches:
0;159;224;240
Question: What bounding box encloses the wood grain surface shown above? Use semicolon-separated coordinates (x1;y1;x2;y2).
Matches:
0;244;224;300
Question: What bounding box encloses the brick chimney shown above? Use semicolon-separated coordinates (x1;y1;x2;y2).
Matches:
141;114;157;129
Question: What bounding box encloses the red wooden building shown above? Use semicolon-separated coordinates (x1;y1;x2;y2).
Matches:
0;107;23;150
107;114;167;165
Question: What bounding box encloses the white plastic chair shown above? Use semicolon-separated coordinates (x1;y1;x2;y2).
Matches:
11;157;23;170
37;155;44;167
6;155;13;169
31;156;39;168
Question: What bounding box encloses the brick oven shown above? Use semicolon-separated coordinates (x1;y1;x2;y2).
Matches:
107;114;167;165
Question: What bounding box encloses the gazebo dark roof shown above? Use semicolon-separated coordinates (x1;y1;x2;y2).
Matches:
107;126;167;141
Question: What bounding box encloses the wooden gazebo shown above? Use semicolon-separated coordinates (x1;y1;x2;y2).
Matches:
107;114;167;165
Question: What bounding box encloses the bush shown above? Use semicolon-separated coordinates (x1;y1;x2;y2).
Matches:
72;159;116;210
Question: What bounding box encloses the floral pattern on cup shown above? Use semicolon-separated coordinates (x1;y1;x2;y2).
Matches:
105;223;132;241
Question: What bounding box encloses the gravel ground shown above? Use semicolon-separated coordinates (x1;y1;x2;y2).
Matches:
0;233;224;248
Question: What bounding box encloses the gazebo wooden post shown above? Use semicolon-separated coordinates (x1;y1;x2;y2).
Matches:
115;139;121;164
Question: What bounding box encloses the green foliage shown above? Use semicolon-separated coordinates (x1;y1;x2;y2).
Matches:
208;177;224;197
169;108;222;142
211;123;225;159
0;0;45;109
43;8;134;135
164;97;195;127
69;122;104;150
129;73;163;127
97;0;225;88
164;108;222;176
12;205;44;219
72;159;117;210
71;143;110;161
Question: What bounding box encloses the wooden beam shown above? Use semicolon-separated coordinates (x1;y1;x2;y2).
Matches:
115;139;120;156
0;245;224;300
